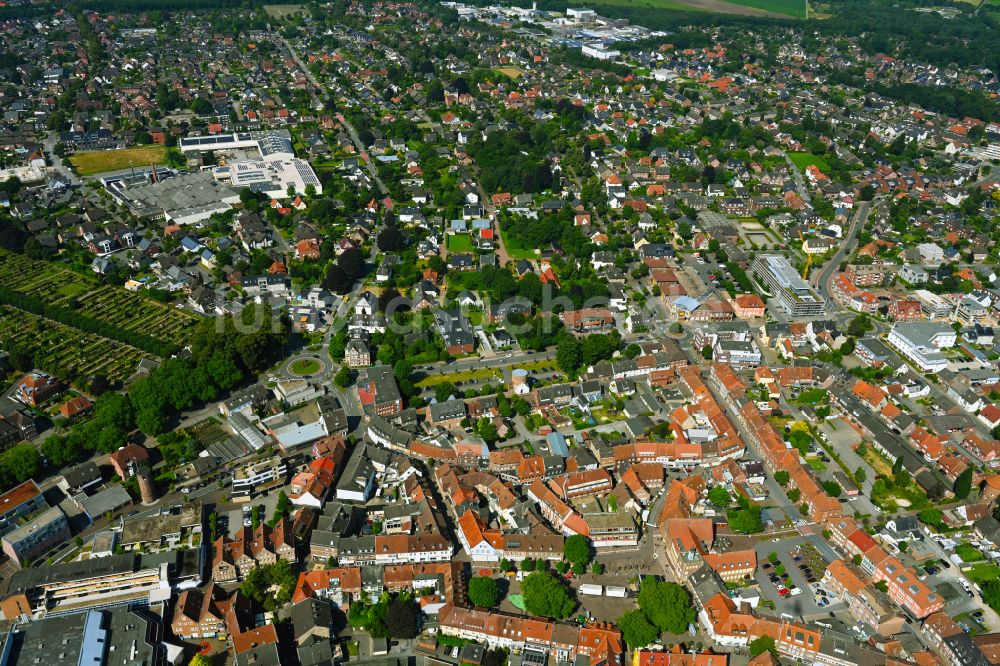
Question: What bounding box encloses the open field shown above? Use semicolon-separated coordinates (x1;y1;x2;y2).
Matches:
497;228;538;260
264;4;306;18
788;151;831;172
576;0;804;18
0;307;152;384
496;67;525;79
446;234;475;253
0;251;200;346
68;145;168;175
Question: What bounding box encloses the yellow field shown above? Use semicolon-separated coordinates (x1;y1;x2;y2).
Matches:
69;145;168;175
496;67;524;79
264;4;306;18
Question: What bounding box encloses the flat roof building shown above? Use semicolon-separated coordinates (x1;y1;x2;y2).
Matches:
751;254;825;318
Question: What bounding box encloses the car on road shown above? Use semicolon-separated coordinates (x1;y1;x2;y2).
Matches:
938;559;952;569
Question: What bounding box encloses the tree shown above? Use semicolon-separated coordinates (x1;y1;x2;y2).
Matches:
384;596;420;639
334;366;353;388
787;488;801;502
617;609;658;648
749;636;777;658
556;338;582;376
592;562;604;575
563;534;593;567
728;504;763;534
822;480;843;497
708;486;731;507
521;571;575;619
435;382;458;403
251;505;261;529
855;467;867;484
637;579;695;634
188;655;213;666
774;470;790;486
468;576;500;608
701;345;713;360
377;225;406;251
955;466;973;499
768;551;779;564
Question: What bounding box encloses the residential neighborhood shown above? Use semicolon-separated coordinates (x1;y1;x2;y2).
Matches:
0;1;999;666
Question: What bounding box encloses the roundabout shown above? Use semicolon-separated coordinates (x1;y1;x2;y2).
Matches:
287;356;325;377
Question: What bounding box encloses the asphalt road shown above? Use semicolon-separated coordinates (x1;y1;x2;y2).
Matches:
814;199;873;299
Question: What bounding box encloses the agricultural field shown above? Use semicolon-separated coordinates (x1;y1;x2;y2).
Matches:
68;145;168;176
576;0;805;18
788;151;832;172
0;307;152;384
0;251;200;346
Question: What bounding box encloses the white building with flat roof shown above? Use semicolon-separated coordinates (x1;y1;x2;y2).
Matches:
886;322;956;373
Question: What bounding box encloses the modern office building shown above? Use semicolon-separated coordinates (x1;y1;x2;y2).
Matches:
751;254;825;318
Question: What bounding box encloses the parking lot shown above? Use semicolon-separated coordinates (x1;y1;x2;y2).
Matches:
754;536;844;619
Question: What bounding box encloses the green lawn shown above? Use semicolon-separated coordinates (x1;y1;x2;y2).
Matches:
290;358;321;375
956;543;986;562
447;234;475;253
788;152;831;172
966;563;1000;585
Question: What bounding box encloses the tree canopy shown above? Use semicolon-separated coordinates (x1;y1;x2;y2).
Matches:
521;571;575;619
617;609;658;648
468;576;500;608
636;578;696;634
563;535;593;567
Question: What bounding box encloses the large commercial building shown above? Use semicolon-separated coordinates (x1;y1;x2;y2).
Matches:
751;254;825;318
180;130;321;199
0;605;176;666
886;323;956;373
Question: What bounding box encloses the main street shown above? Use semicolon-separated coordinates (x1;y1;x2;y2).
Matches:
814;199;874;299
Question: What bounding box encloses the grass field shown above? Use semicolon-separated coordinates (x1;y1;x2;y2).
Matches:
497;228;538;260
788;151;831;172
69;145;169;176
447;234;475;253
264;4;306;18
496;67;525;79
966;563;1000;585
